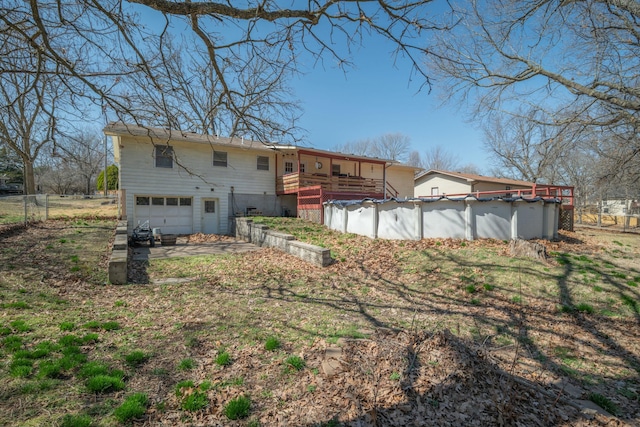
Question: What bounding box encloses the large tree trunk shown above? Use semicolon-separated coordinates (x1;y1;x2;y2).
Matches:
23;159;36;195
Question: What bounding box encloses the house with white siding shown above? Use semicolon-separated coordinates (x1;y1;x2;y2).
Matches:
105;123;419;235
415;170;535;198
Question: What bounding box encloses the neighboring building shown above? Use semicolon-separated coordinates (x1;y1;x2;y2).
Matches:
0;175;23;195
414;169;576;231
105;123;419;235
415;170;535;198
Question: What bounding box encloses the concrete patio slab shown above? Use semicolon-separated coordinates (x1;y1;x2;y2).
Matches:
131;237;261;261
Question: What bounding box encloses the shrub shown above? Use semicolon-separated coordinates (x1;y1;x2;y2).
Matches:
86;375;125;393
215;352;231;366
225;395;251;420
114;393;148;423
60;414;93;427
264;337;281;351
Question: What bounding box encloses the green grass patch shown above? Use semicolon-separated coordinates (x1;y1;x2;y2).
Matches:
225;395;251;420
125;350;149;368
86;374;126;393
215;351;232;366
59;322;76;331
10;319;32;332
576;303;595;314
60;414;93;427
284;355;305;371
114;393;149;423
3;301;30;309
178;358;196;370
264;336;281;351
3;335;23;352
588;393;618;415
101;321;121;331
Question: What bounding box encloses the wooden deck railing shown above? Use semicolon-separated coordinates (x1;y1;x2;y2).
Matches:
277;173;384;195
418;185;574;207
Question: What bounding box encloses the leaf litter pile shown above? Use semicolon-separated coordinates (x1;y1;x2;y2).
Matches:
1;220;639;426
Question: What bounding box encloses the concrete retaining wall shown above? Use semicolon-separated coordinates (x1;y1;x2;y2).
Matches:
325;198;560;241
108;220;129;284
235;218;331;267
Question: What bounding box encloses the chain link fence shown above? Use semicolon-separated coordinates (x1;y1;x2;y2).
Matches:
0;195;118;225
575;207;639;231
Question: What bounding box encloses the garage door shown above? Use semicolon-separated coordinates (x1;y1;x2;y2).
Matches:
134;196;193;235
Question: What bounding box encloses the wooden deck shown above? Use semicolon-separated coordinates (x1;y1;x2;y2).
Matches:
277;173;384;195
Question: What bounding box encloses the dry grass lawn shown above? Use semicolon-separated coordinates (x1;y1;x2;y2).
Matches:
0;218;638;426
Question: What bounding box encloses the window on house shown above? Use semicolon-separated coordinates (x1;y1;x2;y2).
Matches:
166;197;178;206
257;156;269;171
155;145;173;168
505;186;512;198
179;197;192;206
285;161;294;173
431;187;439;196
152;197;164;206
136;196;149;205
332;164;341;176
204;200;216;213
300;163;305;173
213;151;227;167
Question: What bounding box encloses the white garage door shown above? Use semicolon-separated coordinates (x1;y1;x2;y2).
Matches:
134;196;193;235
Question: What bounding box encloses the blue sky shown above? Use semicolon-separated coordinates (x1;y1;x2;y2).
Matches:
290;39;490;172
132;3;491;173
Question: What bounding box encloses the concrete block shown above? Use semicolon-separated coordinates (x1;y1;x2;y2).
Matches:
108;250;128;284
263;230;295;251
250;224;269;246
288;240;332;267
115;220;128;235
113;234;128;251
235;218;253;242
